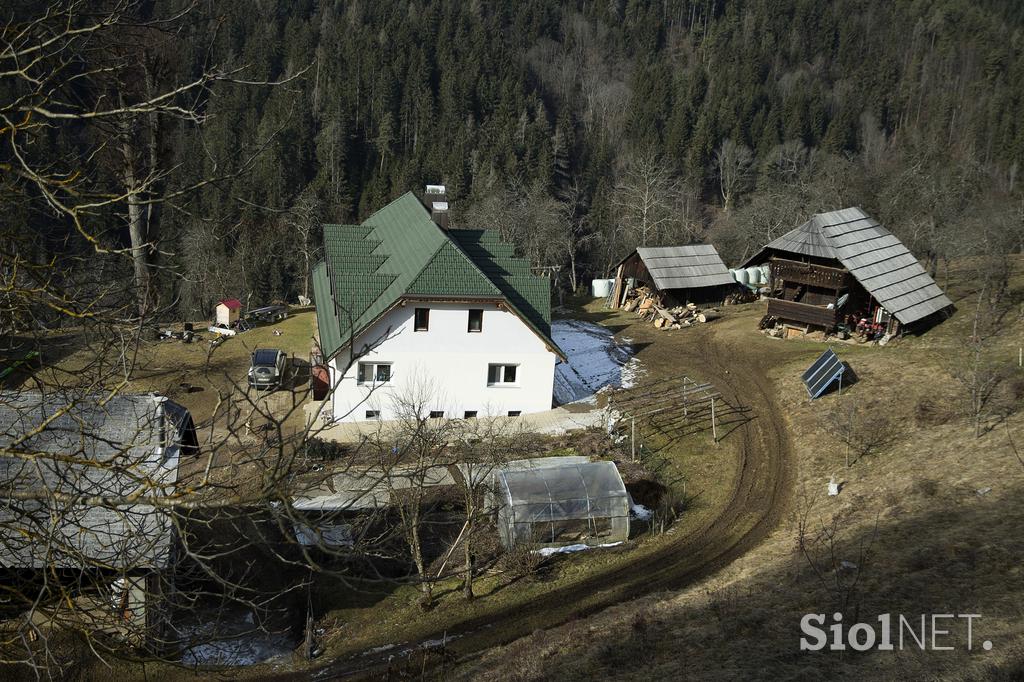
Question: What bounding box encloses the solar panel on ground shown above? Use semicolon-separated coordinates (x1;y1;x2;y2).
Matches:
802;348;845;399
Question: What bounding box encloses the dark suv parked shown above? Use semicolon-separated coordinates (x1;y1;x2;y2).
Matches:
248;348;287;390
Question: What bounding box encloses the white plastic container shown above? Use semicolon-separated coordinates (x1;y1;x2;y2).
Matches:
591;279;614;298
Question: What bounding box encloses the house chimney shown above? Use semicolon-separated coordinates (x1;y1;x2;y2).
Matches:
425;184;449;228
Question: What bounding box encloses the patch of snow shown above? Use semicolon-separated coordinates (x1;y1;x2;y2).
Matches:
178;607;296;667
631;504;653;521
621;357;644;388
552;320;639;404
293;522;354;547
181;632;293;667
534;541;623;557
365;643;398;655
420;633;461;649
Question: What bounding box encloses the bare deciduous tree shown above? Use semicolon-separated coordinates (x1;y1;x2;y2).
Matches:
714;139;754;211
610;152;691;251
821;400;898;468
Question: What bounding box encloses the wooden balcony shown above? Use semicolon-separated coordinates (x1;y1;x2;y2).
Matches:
766;298;837;328
770;257;849;289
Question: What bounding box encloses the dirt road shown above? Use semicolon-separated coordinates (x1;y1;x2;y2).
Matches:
281;312;797;679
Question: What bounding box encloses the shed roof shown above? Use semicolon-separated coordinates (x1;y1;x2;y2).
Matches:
624;245;736;291
218;298;241;310
0;391;183;570
313;193;563;361
741;207;953;325
291;465;455;512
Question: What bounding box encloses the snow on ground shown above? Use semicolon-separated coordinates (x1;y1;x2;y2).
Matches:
179;608;296;666
535;541;623;557
552;320;640;405
631;504;653;521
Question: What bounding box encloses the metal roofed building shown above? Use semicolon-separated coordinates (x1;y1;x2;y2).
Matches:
311;190;566;423
0;391;197;635
610;244;738;308
741;207;954;335
0;391;194;570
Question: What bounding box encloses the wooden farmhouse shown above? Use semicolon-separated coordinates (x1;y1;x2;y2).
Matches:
610;245;737;309
741;207;953;336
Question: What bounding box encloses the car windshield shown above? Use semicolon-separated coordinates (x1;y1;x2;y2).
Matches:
253;349;279;365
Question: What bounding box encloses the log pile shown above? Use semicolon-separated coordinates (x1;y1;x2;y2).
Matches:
621;286;715;330
723;289;757;306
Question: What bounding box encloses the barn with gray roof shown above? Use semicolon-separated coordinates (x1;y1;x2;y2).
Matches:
741;207;954;335
611;244;738;308
0;391;197;633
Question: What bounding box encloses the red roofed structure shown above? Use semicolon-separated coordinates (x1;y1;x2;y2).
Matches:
215;299;242;326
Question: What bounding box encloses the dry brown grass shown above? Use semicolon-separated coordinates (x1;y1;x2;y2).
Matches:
455;257;1024;681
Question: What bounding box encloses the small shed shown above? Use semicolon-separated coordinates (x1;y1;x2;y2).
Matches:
215;298;242;327
492;458;630;550
611;245;737;308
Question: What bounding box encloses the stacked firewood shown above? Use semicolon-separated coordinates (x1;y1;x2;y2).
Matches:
621;287;715;330
723;290;756;305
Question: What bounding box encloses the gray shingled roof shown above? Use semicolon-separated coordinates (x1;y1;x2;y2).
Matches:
743;208;954;325
631;245;736;290
0;391;184;570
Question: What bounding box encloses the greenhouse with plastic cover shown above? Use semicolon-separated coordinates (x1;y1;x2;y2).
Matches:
492;458;630;549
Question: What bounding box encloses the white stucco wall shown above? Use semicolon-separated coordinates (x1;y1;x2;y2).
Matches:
327;302;557;422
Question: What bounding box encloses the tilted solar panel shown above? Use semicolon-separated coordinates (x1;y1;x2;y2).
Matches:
802;348;845;399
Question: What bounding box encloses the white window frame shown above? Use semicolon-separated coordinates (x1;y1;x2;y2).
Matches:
357;362;392;386
487;363;519;386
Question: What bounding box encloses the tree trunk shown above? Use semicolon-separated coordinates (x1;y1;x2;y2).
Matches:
122;133;151;319
409;519;432;606
462;527;474;600
568;248;579;293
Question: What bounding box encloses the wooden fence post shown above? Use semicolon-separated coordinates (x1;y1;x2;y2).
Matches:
683;377;688;418
631;416;636;462
711;397;718;444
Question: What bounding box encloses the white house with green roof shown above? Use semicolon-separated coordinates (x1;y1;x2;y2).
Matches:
311;192;566;423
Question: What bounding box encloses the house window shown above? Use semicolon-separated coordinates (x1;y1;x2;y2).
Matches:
365;410;380;419
429;410;444;419
468;309;483;333
507;410;521;417
357;362;391;385
414;308;430;331
487;364;517;385
463;410;478;419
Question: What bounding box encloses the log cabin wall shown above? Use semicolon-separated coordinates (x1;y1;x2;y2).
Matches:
619;252;651;284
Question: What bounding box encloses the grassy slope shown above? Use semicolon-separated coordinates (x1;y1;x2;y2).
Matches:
18;312;315;420
456;257;1024;681
239;302;739;675
62;302;743;681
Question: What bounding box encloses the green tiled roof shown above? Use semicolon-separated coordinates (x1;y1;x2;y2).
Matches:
407;241;502;297
314;192;563;360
